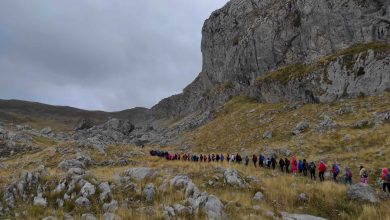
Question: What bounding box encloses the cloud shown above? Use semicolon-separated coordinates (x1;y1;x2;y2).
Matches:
0;0;228;111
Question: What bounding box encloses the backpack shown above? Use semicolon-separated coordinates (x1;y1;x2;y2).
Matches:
386;173;390;182
335;166;340;175
346;170;352;178
362;170;368;178
309;163;315;171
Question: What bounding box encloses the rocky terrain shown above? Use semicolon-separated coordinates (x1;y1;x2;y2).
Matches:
1;0;390;219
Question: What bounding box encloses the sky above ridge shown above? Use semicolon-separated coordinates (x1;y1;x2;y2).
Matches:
0;0;228;111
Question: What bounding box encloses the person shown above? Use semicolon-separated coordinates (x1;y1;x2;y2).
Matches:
285;158;290;173
318;161;327;182
298;160;303;174
381;168;389;193
227;154;230;162
291;156;298;175
200;154;203;162
309;161;316;180
216;154;220;162
220;154;225;162
244;155;249;166
212;154;215;162
271;157;276;170
208;154;211;163
265;158;270;169
279;158;285;172
332;163;340;182
359;166;368;184
252;154;258;167
259;155;265;167
302;159;308;176
345;167;353;185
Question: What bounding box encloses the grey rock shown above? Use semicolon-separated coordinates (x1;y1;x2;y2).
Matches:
292;120;309;135
281;212;327;220
58;159;85;171
75;197;91;207
103;200;118;213
374;111;390;124
98;182;112;202
353;120;373;129
33;195;47;207
314;116;336;133
262;130;272;139
143;183;156;202
74;118;94;131
41;217;57;220
298;193;308;202
172;204;192;215
63;213;75;220
170;175;191;188
40;127;52;135
124;167;153;180
67;168;85;176
162;206;175;220
223;169;247;188
103;213;122;220
347;184;379;203
81;213;97;220
203;195;226;220
80;182;96;197
253;192;264;201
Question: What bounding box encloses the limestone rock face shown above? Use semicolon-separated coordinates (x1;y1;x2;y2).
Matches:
151;0;390;118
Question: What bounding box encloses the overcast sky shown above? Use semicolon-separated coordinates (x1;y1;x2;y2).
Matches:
0;0;228;111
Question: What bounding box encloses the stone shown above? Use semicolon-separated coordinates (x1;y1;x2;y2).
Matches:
203;195;226;220
40;127;52;135
292;120;309;135
281;212;327;220
80;182;96;197
172;204;192;215
63;213;75;220
124;167;153;180
143;183;156;202
262;130;273;139
81;213;97;220
253;192;264;201
352;120;373;129
103;213;122;220
99;182;112;202
170;175;191;188
58;159;85;171
162;206;175;220
103;200;118;213
223;169;247;188
41;217;57;220
347;184;379;203
33;195;47;207
74;119;94;131
75;197;91;207
67;168;85;176
298;193;308;202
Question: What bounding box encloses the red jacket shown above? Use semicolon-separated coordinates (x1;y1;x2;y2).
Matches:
318;163;327;172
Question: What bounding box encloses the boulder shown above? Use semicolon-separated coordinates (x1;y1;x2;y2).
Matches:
40;127;52;135
162;206;175;220
203;195;226;220
99;182;112;202
102;118;135;135
253;192;264;201
172;204;192;215
281;212;327;220
75;197;91;207
58;159;85;171
262;130;273;139
74;119;94;131
80;182;96;197
143;183;156;202
33;195;47;207
170;175;191;188
298;193;308;202
81;213;97;220
347;184;379;203
292;120;309;135
63;213;75;220
223;169;247;188
124;167;153;180
103;200;118;213
103;213;122;220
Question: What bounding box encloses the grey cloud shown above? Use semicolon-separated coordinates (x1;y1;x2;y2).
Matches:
0;0;228;111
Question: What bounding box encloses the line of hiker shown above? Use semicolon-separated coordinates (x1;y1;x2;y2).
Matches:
149;150;390;193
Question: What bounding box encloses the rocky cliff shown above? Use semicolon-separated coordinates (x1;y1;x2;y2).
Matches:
152;0;390;118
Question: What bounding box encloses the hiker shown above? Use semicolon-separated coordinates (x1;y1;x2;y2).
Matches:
244;155;249;166
381;168;390;193
359;166;368;184
216;154;220;162
212;154;215;162
227;154;230;162
332;163;340;182
309;161;316;180
252;154;258;167
285;158;290;173
302;159;308;176
237;154;242;164
345;167;353;185
200;154;203;162
259;154;265;167
291;156;298;175
208;154;211;163
220;154;225;162
265;158;270;169
271;157;276;170
318;161;327;182
230;154;235;163
279;158;285;172
298;160;303;174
